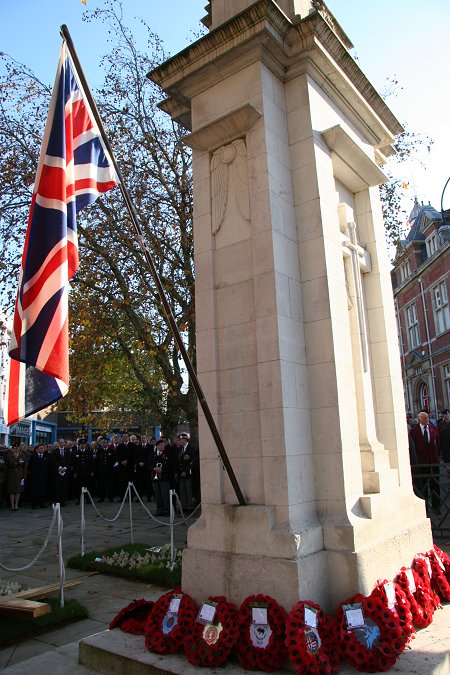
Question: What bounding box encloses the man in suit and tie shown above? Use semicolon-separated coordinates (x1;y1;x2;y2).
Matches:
28;444;53;508
52;438;71;506
409;411;440;513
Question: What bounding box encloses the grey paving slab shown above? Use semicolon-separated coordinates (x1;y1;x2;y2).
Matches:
0;645;16;671
34;618;105;646
3;643;96;674
2;639;54;668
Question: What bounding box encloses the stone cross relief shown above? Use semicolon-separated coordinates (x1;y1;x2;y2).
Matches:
210;139;250;236
340;213;372;373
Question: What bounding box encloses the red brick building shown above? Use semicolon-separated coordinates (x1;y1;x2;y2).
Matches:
391;200;450;418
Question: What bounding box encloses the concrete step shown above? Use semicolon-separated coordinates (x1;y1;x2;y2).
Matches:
79;603;450;674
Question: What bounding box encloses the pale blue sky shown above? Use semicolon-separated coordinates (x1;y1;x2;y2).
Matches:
1;0;449;216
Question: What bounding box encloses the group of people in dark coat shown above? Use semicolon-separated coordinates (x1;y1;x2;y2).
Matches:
408;408;450;515
0;431;201;514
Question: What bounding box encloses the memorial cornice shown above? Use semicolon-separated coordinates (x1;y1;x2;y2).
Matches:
183;104;262;153
148;0;402;157
322;125;387;193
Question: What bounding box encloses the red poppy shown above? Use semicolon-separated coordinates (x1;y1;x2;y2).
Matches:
285;599;340;674
183;595;239;667
370;580;415;644
145;589;196;654
335;593;405;672
425;548;450;601
413;555;442;610
109;598;154;635
237;594;288;672
433;544;450;583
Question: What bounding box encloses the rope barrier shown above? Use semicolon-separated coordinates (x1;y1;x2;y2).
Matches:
79;482;201;560
81;487;86;557
169;489;175;568
128;482;134;545
0;505;59;572
0;503;66;606
82;485;131;523
56;503;65;607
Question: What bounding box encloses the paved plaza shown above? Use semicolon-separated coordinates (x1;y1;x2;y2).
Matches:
0;498;190;672
0;499;448;674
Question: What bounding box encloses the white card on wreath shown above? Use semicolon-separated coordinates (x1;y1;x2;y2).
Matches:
252;607;268;625
405;569;416;594
384;581;396;609
345;607;365;628
169;597;181;613
304;605;318;628
198;603;217;624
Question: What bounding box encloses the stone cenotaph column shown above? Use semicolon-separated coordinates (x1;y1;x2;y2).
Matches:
149;0;432;610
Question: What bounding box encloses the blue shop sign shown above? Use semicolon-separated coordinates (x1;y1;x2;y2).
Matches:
9;422;31;437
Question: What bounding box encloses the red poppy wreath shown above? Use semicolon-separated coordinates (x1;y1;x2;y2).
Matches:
413;554;442;610
335;593;406;673
433;544;450;581
109;598;155;636
237;594;288;672
426;548;450;601
395;567;435;629
285;599;339;675
145;589;197;654
370;580;414;645
183;595;239;667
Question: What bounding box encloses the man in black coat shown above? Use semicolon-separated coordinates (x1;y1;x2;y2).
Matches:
133;434;151;501
52;439;71;506
150;439;174;516
116;433;134;500
71;438;94;503
174;433;198;513
96;437;115;502
28;444;53;508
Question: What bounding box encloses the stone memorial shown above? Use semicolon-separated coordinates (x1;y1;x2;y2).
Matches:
149;0;432;611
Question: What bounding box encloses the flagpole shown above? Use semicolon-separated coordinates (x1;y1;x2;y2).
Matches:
60;25;246;506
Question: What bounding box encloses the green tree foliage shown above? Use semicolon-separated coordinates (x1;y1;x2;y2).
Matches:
0;1;197;438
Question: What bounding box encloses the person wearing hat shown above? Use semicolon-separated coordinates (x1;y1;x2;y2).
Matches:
96;437;115;502
71;438;94;504
150;439;174;516
174;433;198;514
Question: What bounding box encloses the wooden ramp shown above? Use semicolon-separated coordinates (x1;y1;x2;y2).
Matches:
0;580;82;618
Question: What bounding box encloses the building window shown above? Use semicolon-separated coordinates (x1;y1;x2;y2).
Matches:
444;364;450;409
399;260;410;282
418;382;430;412
35;430;52;446
425;233;438;257
405;302;420;349
432;281;450;334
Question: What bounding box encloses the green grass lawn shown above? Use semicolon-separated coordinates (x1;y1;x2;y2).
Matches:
0;597;88;647
67;543;182;587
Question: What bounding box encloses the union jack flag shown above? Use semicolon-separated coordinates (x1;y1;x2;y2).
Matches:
5;42;117;426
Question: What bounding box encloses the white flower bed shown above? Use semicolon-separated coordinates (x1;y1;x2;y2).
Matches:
0;580;22;596
101;544;182;571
